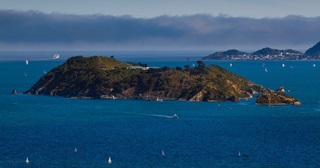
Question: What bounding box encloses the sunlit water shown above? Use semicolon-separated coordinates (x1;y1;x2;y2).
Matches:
0;51;320;167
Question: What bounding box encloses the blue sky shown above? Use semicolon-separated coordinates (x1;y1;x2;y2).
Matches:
1;0;320;51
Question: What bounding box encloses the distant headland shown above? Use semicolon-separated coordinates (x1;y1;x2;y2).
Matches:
203;41;320;60
24;56;301;105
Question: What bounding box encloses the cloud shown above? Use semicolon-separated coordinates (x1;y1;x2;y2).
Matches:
1;10;320;50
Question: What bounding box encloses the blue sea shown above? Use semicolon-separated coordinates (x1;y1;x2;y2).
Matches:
0;51;320;167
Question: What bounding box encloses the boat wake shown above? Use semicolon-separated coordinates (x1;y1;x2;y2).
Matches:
108;111;178;119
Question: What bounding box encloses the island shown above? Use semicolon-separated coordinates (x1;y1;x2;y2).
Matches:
203;41;320;60
24;56;300;104
256;88;301;105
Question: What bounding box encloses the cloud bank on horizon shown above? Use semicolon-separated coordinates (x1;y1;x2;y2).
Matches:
1;10;320;51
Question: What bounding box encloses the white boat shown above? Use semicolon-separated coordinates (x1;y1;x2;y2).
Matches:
44;70;47;74
172;114;179;119
238;151;241;156
162;150;165;156
264;68;268;72
156;97;163;102
26;157;29;164
282;63;285;68
24;72;28;77
53;54;60;59
313;64;316;67
74;147;77;152
25;59;29;65
108;156;112;164
229;63;233;67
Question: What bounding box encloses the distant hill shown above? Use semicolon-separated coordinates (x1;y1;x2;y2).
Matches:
252;47;280;55
203;47;303;60
305;41;320;57
203;49;248;60
252;47;302;56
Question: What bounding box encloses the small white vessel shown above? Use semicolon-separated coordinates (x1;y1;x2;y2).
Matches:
264;68;268;72
25;59;29;65
74;147;77;153
108;156;112;164
282;63;285;68
53;54;60;59
229;63;233;67
238;151;241;156
162;150;165;156
26;157;29;164
172;114;179;119
156;97;163;102
313;64;316;67
24;72;28;77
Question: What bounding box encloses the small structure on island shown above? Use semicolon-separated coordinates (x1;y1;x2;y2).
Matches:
276;86;285;93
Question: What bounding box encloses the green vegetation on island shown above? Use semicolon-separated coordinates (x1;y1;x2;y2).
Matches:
25;56;301;104
25;56;265;102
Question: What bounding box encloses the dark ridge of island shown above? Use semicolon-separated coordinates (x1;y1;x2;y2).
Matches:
25;56;268;102
256;88;301;105
304;41;320;57
203;41;320;60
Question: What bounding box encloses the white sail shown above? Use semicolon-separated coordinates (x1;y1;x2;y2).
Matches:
74;147;77;152
162;150;165;156
26;157;29;164
108;156;112;164
25;60;28;65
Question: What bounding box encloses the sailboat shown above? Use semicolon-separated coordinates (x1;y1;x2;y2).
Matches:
162;150;165;156
264;68;268;72
26;157;29;164
74;147;77;153
53;54;60;59
25;59;29;65
108;156;112;164
238;151;241;156
282;63;285;68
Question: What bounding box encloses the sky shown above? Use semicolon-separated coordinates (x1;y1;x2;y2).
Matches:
1;0;320;51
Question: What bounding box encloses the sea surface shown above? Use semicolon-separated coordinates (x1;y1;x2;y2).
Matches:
0;51;320;167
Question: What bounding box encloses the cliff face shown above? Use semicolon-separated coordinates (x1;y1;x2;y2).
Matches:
25;56;265;102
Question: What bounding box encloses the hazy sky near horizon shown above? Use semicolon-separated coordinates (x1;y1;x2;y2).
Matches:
1;0;320;51
2;0;320;18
